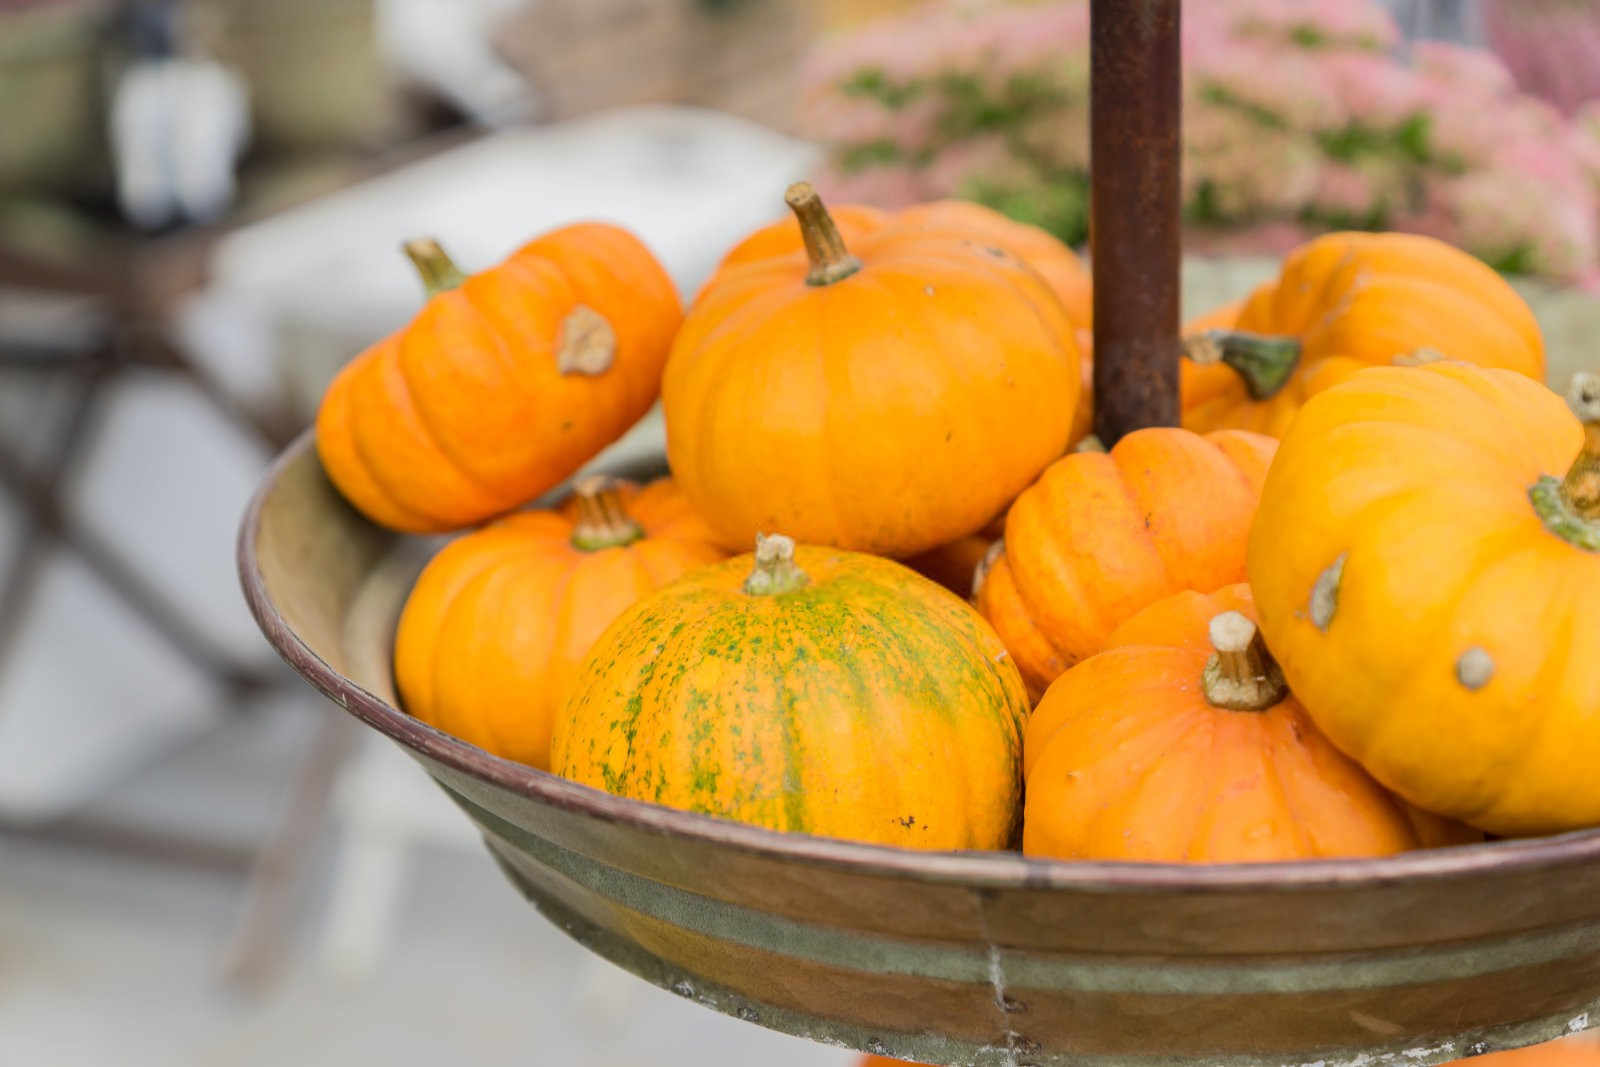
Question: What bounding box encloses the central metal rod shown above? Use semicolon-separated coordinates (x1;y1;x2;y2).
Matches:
1090;0;1182;442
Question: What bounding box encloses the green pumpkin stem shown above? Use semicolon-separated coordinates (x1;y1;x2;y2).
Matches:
1531;374;1600;552
1201;611;1287;712
743;533;811;596
1183;330;1302;401
570;476;645;551
785;182;861;287
402;237;468;296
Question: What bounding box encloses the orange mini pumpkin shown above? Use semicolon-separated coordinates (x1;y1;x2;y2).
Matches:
713;196;1095;443
1181;231;1544;438
665;183;1083;558
316;226;681;533
976;426;1276;698
393;476;725;769
1023;585;1479;862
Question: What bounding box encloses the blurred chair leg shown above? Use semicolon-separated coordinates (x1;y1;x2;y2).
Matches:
315;816;410;982
220;712;357;992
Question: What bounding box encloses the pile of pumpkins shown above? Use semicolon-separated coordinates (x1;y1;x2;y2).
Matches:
316;178;1600;865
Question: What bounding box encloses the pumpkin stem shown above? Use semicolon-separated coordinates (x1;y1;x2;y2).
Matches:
1531;373;1600;552
1073;434;1107;453
785;182;861;286
1201;611;1287;712
743;533;811;596
570;476;645;551
1561;374;1600;521
402;237;467;296
1183;330;1301;401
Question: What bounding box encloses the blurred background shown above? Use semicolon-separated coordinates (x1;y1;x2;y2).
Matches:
2;0;1599;1064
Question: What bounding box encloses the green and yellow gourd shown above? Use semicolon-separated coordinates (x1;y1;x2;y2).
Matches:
551;535;1029;849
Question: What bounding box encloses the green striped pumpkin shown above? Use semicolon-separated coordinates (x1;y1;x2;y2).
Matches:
550;535;1029;849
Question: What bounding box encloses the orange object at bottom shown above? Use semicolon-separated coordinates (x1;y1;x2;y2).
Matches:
852;1035;1600;1067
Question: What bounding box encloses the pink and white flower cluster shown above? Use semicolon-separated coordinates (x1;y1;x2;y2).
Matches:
801;0;1600;285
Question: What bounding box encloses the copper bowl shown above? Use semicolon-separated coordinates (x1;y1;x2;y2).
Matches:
240;432;1600;1067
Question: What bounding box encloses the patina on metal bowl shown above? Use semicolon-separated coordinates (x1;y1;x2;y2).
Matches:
240;432;1600;1067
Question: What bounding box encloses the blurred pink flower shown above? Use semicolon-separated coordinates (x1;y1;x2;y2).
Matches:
802;0;1600;283
1309;162;1377;217
1412;41;1516;101
1438;167;1597;279
1484;0;1600;116
921;133;1034;199
1321;51;1425;129
813;165;929;211
1188;40;1344;132
1571;101;1600;186
1224;0;1400;51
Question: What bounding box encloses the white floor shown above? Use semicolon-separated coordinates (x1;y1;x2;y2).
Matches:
0;698;857;1067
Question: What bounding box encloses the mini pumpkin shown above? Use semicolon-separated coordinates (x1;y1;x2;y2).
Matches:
664;183;1083;558
1023;585;1479;862
975;426;1276;698
551;534;1029;849
393;476;725;769
1249;362;1600;836
1181;231;1545;438
316;226;681;532
711;195;1095;444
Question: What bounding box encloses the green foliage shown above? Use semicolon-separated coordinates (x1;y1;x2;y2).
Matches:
1200;85;1289;130
963;173;1090;247
837;139;905;174
840;68;925;110
1486;243;1538;275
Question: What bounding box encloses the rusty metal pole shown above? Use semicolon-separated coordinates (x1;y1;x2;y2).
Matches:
1091;0;1182;442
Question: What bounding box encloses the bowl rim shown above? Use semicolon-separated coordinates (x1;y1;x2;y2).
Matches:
240;431;1600;893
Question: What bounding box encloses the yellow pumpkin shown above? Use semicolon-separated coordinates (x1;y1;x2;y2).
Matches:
394;477;726;769
663;183;1083;558
1248;362;1600;835
552;534;1029;848
1181;231;1545;439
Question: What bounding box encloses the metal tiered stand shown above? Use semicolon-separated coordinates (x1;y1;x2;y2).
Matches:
238;2;1600;1063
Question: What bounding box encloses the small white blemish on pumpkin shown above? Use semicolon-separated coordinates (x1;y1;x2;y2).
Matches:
924;285;935;296
1456;647;1494;690
1310;553;1347;632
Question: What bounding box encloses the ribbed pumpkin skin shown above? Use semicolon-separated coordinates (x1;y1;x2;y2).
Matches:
1182;231;1545;438
711;198;1095;445
976;427;1276;698
551;546;1029;849
393;479;725;770
1023;585;1480;862
1248;363;1600;836
665;218;1083;559
316;224;681;533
